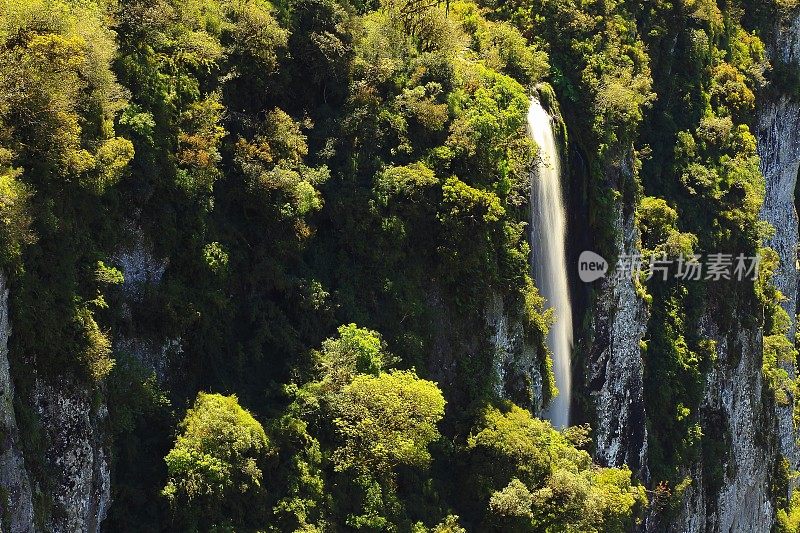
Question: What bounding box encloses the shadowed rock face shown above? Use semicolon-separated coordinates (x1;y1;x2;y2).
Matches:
757;13;800;480
111;224;181;383
0;269;111;533
0;272;34;533
588;167;778;532
759;95;800;330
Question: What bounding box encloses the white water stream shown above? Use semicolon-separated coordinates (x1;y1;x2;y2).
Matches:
528;99;573;428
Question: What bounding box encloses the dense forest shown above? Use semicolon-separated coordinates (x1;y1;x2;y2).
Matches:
1;0;800;531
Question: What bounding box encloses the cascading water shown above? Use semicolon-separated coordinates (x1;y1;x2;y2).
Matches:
528;99;573;428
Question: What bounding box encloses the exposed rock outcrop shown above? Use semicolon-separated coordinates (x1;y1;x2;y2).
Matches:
32;379;111;533
642;8;800;531
759;95;800;328
0;270;111;533
111;224;176;381
0;272;34;533
488;292;544;414
585;11;800;529
586;196;649;478
111;226;168;301
756;9;800;481
656;318;775;533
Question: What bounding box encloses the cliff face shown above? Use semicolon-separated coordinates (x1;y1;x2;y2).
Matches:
3;8;800;533
583;156;650;479
659;319;776;532
0;271;111;533
0;273;34;533
488;292;545;414
757;11;800;479
0;225;168;533
581;12;800;531
32;380;111;532
587;187;780;532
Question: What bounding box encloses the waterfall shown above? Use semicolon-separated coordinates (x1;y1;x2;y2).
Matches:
528;99;573;428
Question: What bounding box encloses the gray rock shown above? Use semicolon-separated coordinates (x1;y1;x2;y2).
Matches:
587;202;649;478
487;292;544;415
0;270;111;533
0;272;34;533
659;319;775;532
757;12;800;480
111;227;167;300
32;379;110;533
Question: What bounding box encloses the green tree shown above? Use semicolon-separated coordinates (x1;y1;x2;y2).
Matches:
270;389;328;532
333;369;446;475
315;323;394;390
638;196;697;258
452;1;549;86
777;491;800;533
0;150;32;268
468;404;646;531
375;162;438;206
163;392;272;528
234;108;329;227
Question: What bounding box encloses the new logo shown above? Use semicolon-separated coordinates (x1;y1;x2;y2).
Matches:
578;251;608;283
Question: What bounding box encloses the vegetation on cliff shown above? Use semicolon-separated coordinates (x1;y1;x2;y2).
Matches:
1;0;798;530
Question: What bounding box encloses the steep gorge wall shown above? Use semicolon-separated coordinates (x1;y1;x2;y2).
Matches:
0;270;111;533
584;158;649;479
757;11;800;479
656;319;776;532
580;12;800;532
586;167;781;532
0;273;34;533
